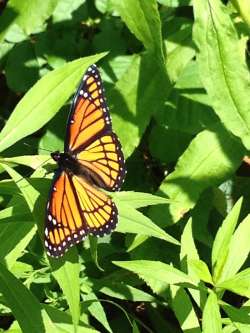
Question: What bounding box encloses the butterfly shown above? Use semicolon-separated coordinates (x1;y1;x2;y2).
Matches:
44;64;126;258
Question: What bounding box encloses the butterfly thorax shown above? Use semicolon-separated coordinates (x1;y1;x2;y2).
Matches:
51;151;107;188
51;151;80;175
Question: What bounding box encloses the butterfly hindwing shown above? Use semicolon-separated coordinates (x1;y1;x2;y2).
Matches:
71;175;118;236
76;133;125;191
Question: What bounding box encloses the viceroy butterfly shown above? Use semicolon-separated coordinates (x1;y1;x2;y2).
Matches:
44;64;126;258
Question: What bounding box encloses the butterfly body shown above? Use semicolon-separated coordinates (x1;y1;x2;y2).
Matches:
45;64;126;258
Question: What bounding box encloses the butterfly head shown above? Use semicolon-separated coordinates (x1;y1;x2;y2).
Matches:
51;151;61;162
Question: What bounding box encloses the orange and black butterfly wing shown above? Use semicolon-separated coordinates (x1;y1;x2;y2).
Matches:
45;171;118;257
65;64;112;152
64;64;126;191
76;132;125;191
44;171;87;257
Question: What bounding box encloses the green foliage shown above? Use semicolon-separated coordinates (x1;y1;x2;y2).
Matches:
0;0;249;332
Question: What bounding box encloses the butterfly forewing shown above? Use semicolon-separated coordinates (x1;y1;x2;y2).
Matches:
45;172;118;257
65;64;112;152
45;172;87;257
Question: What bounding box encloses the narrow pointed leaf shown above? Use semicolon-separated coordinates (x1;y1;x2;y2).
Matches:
212;198;243;282
0;53;107;153
202;292;222;333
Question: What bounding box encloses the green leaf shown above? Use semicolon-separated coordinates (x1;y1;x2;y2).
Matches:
180;218;207;310
0;53;107;153
193;0;250;149
51;252;80;332
5;41;39;92
231;0;250;27
0;262;57;333
0;162;39;212
149;125;191;163
111;191;170;209
212;197;243;283
180;218;199;267
98;283;155;302
149;126;245;224
188;260;213;285
114;0;164;61
113;260;197;286
217;268;250;298
0;0;59;42
115;202;179;246
132;321;140;333
202;292;222;333
1;155;50;169
222;302;250;333
52;0;86;23
170;286;201;333
216;214;250;283
110;53;171;158
83;293;112;333
165;20;195;82
44;304;99;333
0;165;81;331
157;0;191;6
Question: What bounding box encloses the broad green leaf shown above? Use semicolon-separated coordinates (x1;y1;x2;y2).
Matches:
111;191;170;209
0;0;59;42
149;125;191;163
83;293;112;333
193;0;250;149
216;214;250;283
113;260;197;286
51;252;80;332
52;0;86;23
5;41;39;92
0;53;107;153
165;20;195;82
115;202;179;246
114;0;164;61
0;262;58;333
170;286;201;333
212;198;243;283
110;53;171;158
149;126;245;224
217;268;250;298
202;292;222;333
